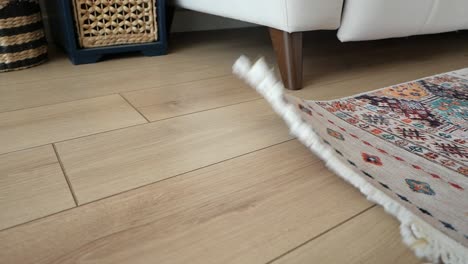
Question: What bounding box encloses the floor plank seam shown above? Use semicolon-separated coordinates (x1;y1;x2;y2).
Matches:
0;207;72;233
149;97;263;123
0;93;123;116
265;204;377;264
3;55;235;85
0;138;296;233
0;97;268;157
77;138;297;206
7;50;446;115
52;143;79;206
55;162;322;259
119;94;151;123
0;74;233;114
0;120;144;157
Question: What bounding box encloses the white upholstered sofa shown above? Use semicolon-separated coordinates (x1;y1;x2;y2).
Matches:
173;0;468;90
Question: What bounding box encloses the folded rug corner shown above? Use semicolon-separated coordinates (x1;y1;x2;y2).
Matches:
233;56;468;264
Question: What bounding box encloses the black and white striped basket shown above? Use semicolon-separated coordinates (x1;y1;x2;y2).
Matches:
0;0;47;72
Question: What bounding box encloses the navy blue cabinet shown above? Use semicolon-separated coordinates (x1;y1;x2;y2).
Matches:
46;0;167;64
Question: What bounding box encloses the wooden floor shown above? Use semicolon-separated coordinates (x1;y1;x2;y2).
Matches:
1;27;467;263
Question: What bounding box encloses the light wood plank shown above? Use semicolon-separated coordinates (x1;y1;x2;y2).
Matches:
0;145;75;230
274;206;421;264
0;28;273;114
0;141;372;264
0;28;467;263
0;60;233;113
122;75;260;121
55;100;292;204
1;28;272;86
3;30;465;114
0;94;147;154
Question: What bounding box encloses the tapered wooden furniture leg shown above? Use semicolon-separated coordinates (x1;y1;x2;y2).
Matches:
269;28;303;90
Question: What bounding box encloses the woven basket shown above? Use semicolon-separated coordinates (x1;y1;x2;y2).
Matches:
73;0;158;48
0;0;47;72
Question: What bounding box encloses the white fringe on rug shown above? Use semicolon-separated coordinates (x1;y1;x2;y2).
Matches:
232;56;468;264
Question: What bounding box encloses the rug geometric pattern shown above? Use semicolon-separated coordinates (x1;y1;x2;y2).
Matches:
233;58;467;263
287;69;468;247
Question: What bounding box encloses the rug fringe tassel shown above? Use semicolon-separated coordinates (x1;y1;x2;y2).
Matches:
233;55;468;264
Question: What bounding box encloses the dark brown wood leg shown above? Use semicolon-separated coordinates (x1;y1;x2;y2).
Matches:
269;28;303;90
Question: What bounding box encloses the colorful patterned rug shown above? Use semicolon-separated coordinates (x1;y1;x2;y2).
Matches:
233;57;467;264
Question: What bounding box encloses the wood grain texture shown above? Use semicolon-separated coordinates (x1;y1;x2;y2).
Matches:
0;145;75;230
0;141;373;264
0;94;147;155
122;75;260;121
1;29;272;87
0;59;234;113
274;206;421;264
55;100;292;204
0;28;467;263
0;30;273;113
2;30;465;113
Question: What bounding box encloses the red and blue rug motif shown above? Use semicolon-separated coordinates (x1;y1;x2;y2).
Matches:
234;57;467;264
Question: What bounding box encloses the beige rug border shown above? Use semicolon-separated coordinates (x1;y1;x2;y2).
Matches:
233;56;468;264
